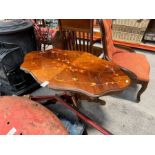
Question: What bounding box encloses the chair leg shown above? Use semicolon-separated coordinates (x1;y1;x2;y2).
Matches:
137;81;148;102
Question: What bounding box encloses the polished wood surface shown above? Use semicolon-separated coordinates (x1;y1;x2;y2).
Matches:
59;19;94;53
21;49;131;97
76;31;101;42
113;40;155;52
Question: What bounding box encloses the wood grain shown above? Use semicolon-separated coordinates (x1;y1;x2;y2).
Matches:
59;19;94;53
21;49;131;97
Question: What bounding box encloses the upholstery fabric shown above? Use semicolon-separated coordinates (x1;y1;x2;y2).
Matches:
40;27;58;40
112;49;150;81
102;19;150;81
32;20;59;50
102;19;116;59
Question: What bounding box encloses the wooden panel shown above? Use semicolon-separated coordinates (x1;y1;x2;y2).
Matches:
21;49;131;97
113;40;155;52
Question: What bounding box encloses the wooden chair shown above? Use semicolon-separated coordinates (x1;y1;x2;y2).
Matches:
32;19;58;50
58;19;97;54
98;19;150;102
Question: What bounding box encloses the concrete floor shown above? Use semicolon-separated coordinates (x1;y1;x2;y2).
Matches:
32;47;155;135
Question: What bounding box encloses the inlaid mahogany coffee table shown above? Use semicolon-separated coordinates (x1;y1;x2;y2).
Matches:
21;49;130;97
21;49;131;135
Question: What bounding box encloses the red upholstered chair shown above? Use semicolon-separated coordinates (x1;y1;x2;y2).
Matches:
32;20;58;50
98;19;150;102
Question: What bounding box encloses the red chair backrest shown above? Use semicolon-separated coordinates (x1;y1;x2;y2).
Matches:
100;19;115;59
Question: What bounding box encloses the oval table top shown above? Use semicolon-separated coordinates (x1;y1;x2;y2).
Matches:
0;96;68;135
21;49;131;97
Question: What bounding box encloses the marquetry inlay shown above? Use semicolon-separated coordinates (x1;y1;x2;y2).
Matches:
21;49;131;97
